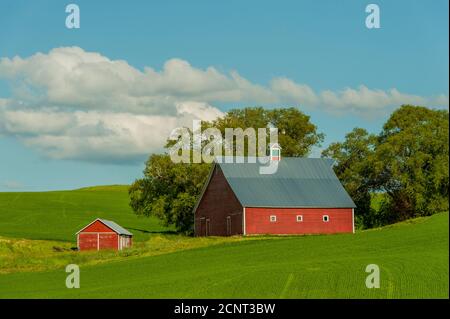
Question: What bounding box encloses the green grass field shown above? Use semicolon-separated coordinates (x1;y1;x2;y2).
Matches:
0;185;171;242
0;210;447;298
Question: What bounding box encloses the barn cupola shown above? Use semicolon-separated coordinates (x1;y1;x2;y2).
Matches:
269;143;281;161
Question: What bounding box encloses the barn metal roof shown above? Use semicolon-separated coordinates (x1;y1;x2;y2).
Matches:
76;218;133;236
99;219;133;236
216;157;356;208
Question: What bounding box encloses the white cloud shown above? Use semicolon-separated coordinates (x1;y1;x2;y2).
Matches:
175;101;225;122
1;108;75;134
320;86;415;112
0;101;221;163
0;47;447;162
270;78;318;106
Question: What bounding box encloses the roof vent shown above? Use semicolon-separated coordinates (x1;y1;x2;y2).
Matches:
269;143;281;161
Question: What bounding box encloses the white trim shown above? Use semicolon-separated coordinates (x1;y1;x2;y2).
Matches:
268;142;281;149
78;232;116;234
243;207;246;235
322;215;329;222
296;215;303;222
352;208;355;233
270;215;277;222
76;218;118;235
76;218;102;234
192;164;216;215
97;233;100;251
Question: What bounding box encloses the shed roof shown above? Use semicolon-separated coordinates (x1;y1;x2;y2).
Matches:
76;218;133;236
216;157;356;208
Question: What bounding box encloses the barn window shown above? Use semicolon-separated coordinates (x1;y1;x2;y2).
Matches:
323;215;329;222
296;215;303;222
270;215;277;222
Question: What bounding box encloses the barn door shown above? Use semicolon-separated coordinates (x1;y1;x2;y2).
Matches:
199;217;206;236
226;216;231;236
205;218;210;236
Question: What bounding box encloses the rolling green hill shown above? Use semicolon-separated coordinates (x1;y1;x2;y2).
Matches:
0;186;171;242
0;212;447;298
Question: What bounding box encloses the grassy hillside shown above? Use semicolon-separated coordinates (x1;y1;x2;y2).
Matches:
0;212;447;298
0;186;171;242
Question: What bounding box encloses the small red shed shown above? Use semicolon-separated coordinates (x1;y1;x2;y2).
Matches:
76;218;133;251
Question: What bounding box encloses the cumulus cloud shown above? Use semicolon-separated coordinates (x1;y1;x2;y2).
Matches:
270;78;318;106
0;100;220;163
0;47;447;162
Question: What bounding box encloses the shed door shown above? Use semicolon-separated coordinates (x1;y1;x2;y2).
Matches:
119;236;130;249
79;233;98;250
99;233;116;250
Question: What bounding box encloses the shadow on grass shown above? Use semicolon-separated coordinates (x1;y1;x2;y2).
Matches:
126;227;178;235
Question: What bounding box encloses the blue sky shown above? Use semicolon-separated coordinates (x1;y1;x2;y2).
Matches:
0;0;448;191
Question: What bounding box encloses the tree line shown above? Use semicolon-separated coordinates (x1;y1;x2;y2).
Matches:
129;105;449;233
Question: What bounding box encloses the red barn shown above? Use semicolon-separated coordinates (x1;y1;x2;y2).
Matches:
194;157;355;236
76;218;133;251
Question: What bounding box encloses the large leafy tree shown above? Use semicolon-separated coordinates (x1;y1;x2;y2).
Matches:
129;154;210;234
373;105;449;222
211;107;324;157
323;105;449;228
322;128;378;228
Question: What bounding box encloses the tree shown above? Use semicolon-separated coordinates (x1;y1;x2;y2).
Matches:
129;154;210;234
323;105;449;228
211;107;324;157
373;105;449;222
322;128;378;228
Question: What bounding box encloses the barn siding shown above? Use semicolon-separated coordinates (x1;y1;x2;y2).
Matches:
245;207;354;235
195;165;243;236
